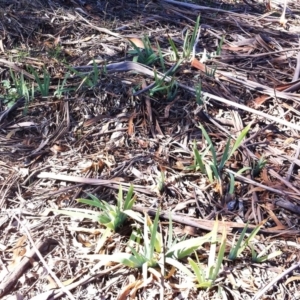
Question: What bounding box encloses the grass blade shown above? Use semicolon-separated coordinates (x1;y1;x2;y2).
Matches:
212;227;226;280
188;257;204;284
166;233;212;259
228;124;251;159
228;223;249;260
199;124;217;167
218;138;231;170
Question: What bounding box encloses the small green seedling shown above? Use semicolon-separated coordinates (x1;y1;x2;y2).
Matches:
189;124;251;186
1;78;22;108
28;66;51;97
80;210;213;280
68;60;101;90
51;185;137;253
149;70;178;100
168;37;180;61
51;185;136;232
195;82;203;105
251;242;282;263
78;185;136;231
216;36;224;56
54;72;74;98
1;70;35;115
229;221;281;262
183;15;200;59
187;219;226;289
128;36;158;66
252;156;267;177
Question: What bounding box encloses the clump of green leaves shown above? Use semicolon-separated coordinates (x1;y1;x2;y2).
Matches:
79;185;136;231
205;65;217;78
252;156;267;177
51;185;137;253
168;37;180;62
68;60;101;90
229;222;259;260
188;124;251;187
128;36;158;66
1;78;22;108
149;70;178;100
54;72;74;98
28;66;51;97
52;185;136;232
228;222;281;262
148;60;182;101
183;15;200;59
200;35;224;65
216;35;224;56
0;70;34;114
81;210;213;281
167;15;200;61
251;241;281;263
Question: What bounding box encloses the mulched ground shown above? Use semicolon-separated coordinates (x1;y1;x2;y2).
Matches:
1;0;300;299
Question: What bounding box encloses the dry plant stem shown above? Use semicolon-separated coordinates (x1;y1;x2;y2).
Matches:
274;198;300;215
251;190;259;224
12;215;76;300
292;52;300;82
133;206;299;235
279;0;288;25
76;61;300;131
286;141;300;182
202;111;231;136
161;0;240;15
0;175;19;208
0;58;35;80
252;261;300;300
196;89;300;131
227;170;300;215
50;264;122;299
37;172;154;195
241;0;262;13
75;11;121;38
244;124;273;144
220;73;300;102
73;61;173;82
21;166;51;186
225;169;293;197
71;60;300;130
133;205;257;232
0;97;25;122
268;169;300;194
0;239;50;297
44;184;85;196
222;47;300;59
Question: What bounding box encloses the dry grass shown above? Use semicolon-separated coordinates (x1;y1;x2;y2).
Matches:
1;0;300;299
